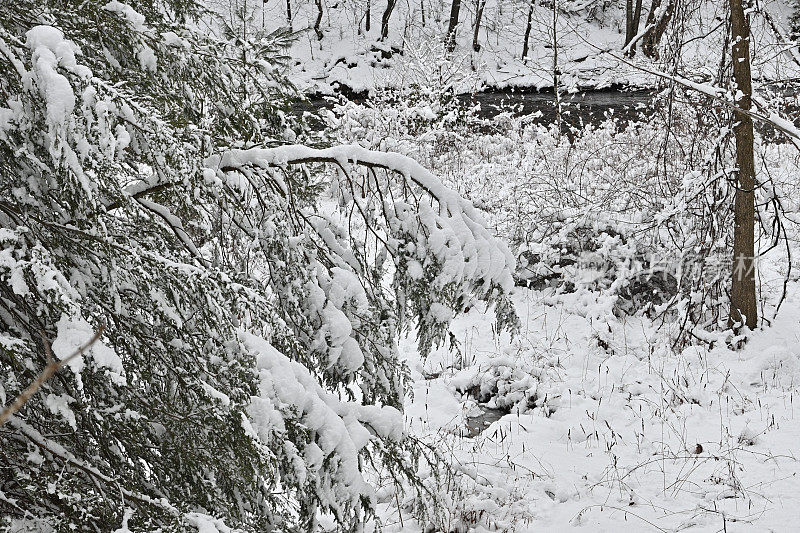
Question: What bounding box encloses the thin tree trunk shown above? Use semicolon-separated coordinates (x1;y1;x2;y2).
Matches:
522;0;534;60
729;0;757;330
632;0;643;35
314;0;324;40
381;0;397;40
624;0;644;52
626;0;634;44
553;0;561;141
446;0;462;52
473;0;486;52
366;0;371;32
421;0;426;26
286;0;292;29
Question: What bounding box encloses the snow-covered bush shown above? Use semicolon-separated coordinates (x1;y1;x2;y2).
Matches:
0;1;517;531
330;89;800;336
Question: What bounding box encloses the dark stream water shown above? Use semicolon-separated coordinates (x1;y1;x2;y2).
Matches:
458;87;655;127
297;87;657;129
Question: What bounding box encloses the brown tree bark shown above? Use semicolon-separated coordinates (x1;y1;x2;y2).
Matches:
729;0;758;330
632;0;643;35
473;0;486;52
626;0;634;41
446;0;462;52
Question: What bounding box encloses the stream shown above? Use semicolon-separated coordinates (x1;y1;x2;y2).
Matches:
298;87;657;129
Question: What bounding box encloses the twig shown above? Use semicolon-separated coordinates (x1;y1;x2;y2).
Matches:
0;325;105;426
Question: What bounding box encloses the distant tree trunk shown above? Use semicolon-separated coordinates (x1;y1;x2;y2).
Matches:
729;0;757;330
641;0;674;58
366;0;371;32
625;0;643;46
446;0;462;52
522;0;534;60
473;0;486;52
626;0;633;40
381;0;397;39
314;0;324;40
286;0;292;29
421;0;426;26
632;0;643;35
552;0;561;141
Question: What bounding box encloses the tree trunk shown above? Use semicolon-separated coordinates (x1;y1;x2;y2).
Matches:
522;0;534;60
626;0;634;43
625;0;643;46
421;0;426;26
641;0;674;58
553;0;561;141
366;0;371;32
381;0;397;40
729;0;757;330
286;0;292;29
314;0;324;40
632;0;643;35
446;0;462;52
473;0;486;52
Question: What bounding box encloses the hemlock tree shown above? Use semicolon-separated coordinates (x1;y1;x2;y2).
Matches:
0;1;517;531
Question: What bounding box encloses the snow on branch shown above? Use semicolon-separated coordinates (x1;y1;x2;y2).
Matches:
604;51;800;147
240;331;403;507
204;144;516;294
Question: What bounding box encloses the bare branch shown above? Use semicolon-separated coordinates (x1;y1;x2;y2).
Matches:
0;325;105;427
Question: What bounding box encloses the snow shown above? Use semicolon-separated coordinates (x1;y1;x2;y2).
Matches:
200;381;231;406
44;393;76;430
8;3;800;531
184;513;233;533
136;45;157;72
306;87;800;531
205;143;516;293
52;315;125;384
241;330;404;504
213;0;799;95
111;510;134;533
25;26;77;126
102;1;147;32
380;282;800;531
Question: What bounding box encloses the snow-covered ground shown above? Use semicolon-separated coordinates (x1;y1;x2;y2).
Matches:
378;282;800;531
317;88;800;531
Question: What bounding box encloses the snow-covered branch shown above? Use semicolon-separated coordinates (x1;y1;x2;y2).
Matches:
603;51;800;148
205;144;516;294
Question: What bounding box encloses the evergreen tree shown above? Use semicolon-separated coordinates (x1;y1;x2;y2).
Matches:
0;1;516;531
